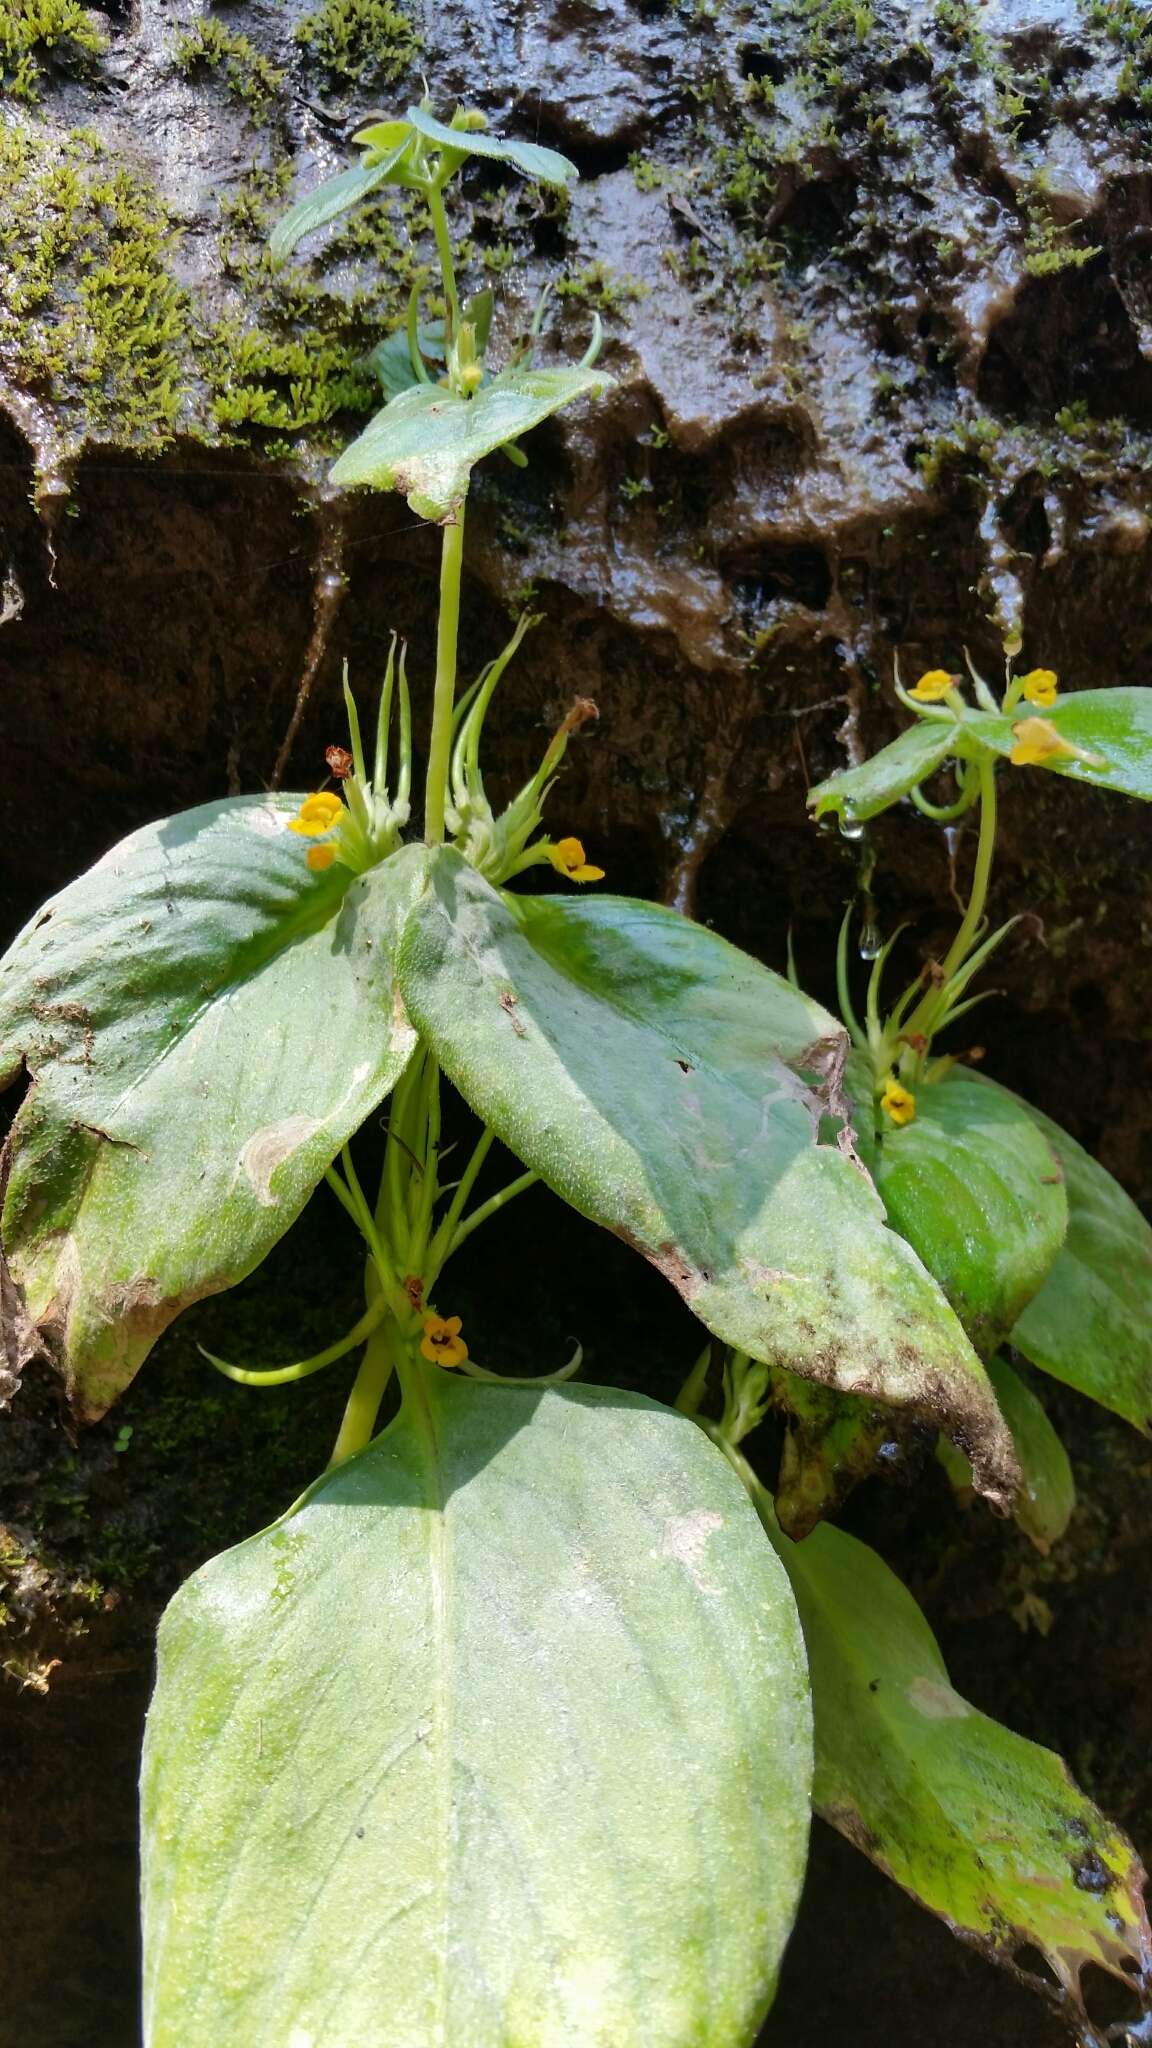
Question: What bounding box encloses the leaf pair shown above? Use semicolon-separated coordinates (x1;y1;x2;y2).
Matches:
268;106;577;270
850;1055;1152;1438
809;686;1152;824
0;813;1016;1501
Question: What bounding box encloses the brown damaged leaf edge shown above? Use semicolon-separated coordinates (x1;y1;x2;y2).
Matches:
824;1796;1152;2039
616;1225;1020;1515
0;1142;42;1408
24;1232;188;1424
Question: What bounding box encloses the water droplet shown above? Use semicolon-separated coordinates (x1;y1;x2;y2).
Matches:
319;570;346;599
839;815;865;842
943;824;961;858
858;921;883;961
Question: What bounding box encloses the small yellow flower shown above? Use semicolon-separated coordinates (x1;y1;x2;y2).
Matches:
1020;668;1058;708
421;1313;468;1368
548;836;605;884
881;1077;916;1126
289;791;344;837
1009;716;1077;767
910;669;956;702
306;843;337;872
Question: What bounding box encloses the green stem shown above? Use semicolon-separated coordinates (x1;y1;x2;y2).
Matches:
425;1123;495;1283
427;182;461;338
904;749;997;1046
424;508;467;843
447;1169;539;1257
327;1321;398;1467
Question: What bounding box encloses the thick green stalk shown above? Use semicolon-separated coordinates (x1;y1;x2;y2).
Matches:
426;182;461;338
327;1320;398;1467
423;509;467;843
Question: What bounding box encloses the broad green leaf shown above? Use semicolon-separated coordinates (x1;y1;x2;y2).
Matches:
0;809;420;1416
759;1478;1150;2001
405;104;578;187
988;1079;1152;1432
330;365;613;518
393;854;1018;1507
964;687;1152;800
269;134;414;265
939;1355;1075;1553
849;1059;1068;1360
807;719;957;824
142;1376;812;2048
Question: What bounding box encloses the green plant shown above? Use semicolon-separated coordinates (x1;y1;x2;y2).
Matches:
171;19;286;118
293;0;420;89
0;0;104;102
2;98;1152;2048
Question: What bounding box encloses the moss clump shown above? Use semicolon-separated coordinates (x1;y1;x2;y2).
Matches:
556;261;649;314
0;0;104;103
0;124;190;445
171;18;286;119
293;0;420;89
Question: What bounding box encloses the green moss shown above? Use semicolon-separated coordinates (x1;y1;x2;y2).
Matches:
555;261;649;314
0;0;104;103
171;19;286;118
293;0;420;89
0;124;190;446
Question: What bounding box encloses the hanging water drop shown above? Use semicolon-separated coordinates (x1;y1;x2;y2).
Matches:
839;814;865;842
944;824;961;858
858;920;882;961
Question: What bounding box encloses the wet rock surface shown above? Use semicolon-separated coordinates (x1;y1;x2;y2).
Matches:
3;0;1152;2041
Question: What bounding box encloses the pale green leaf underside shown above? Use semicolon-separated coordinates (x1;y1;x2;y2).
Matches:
269;136;413;265
766;1498;1150;1998
0;804;419;1417
142;1377;812;2048
394;852;1016;1506
850;1060;1068;1359
329;366;613;518
404;105;578;187
988;1078;1152;1432
807;720;956;823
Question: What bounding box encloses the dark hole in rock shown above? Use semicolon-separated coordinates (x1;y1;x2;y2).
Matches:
903;440;929;470
728;545;833;616
998;476;1051;561
1012;1944;1063;1992
883;48;932;90
774;175;858;262
739;43;786;85
977;261;1152;423
1080;1962;1145;2029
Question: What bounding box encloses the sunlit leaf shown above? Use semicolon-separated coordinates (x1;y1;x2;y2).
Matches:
757;1475;1150;2006
269;134;414;265
964;687;1152;800
940;1355;1075;1553
987;1079;1152;1432
330;365;613;518
142;1377;812;2047
392;854;1018;1507
405;104;578;187
0;811;420;1416
849;1059;1068;1359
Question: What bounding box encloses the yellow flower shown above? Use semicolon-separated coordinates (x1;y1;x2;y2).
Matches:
548;836;605;883
289;791;343;837
881;1077;916;1126
306;843;337;872
910;669;956;702
1009;717;1077;767
421;1313;467;1368
1020;668;1058;708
